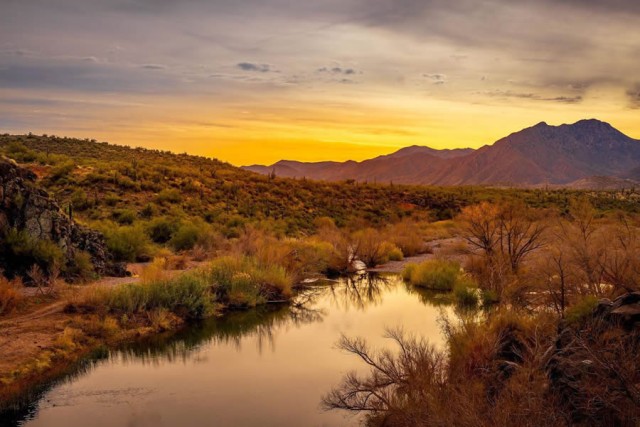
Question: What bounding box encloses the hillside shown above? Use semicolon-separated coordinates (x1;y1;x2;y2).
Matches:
244;120;640;188
1;133;638;246
0;135;478;237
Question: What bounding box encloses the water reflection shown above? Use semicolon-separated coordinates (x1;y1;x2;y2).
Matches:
324;272;394;311
6;274;456;427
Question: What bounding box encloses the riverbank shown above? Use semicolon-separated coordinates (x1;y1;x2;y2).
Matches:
0;237;463;412
0;257;294;410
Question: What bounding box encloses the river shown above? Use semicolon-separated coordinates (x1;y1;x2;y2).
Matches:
10;273;452;427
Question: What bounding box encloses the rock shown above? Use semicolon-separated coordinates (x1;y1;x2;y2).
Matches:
0;156;126;279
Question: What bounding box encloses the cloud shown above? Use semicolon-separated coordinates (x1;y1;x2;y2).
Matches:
140;64;166;70
627;84;640;109
483;90;583;103
317;66;359;75
423;73;447;84
237;62;272;72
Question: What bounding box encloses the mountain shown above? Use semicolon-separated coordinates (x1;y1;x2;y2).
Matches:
243;120;640;188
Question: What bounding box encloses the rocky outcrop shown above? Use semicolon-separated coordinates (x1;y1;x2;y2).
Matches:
0;156;126;279
547;293;640;425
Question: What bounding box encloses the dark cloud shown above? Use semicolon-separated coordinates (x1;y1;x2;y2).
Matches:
140;64;166;70
483;90;582;104
237;62;272;72
317;66;359;75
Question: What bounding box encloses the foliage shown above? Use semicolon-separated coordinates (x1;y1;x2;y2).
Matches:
402;259;461;291
97;223;152;262
0;276;24;315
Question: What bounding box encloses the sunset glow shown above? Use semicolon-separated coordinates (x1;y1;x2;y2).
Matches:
2;0;640;165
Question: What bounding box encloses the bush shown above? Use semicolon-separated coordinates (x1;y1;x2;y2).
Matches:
65;251;96;282
80;270;215;319
402;259;461;291
208;256;293;306
565;295;599;324
100;224;152;262
381;241;403;262
169;222;200;251
146;217;179;244
156;189;182;204
113;209;137;225
1;229;64;278
453;276;479;307
0;276;24;315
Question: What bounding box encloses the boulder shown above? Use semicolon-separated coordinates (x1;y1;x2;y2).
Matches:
0;156;126;279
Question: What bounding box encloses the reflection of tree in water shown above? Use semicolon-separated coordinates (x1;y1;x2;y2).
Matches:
2;300;326;424
404;284;455;307
325;273;395;311
117;300;325;365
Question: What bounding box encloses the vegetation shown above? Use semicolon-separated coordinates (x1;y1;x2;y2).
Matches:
402;260;462;291
3;133;640;424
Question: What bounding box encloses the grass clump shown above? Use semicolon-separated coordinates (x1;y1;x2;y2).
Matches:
76;269;215;320
0;276;24;315
209;256;293;307
402;259;461;291
453;276;479;307
564;295;599;324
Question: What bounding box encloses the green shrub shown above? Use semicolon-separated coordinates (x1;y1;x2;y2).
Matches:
208;256;293;307
402;259;461;291
156;189;182;204
70;190;90;211
113;209;137;225
169;222;200;251
383;242;404;261
565;295;599;324
1;229;64;278
146;217;178;244
100;224;152;262
65;251;96;282
49;160;75;182
89;270;215;319
453;276;479;307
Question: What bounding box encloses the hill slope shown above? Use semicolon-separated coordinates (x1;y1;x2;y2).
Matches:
244;120;640;187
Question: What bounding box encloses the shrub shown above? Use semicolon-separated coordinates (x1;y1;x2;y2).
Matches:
112;209;137;225
100;224;152;262
381;241;403;262
78;270;215;320
208;256;293;306
402;259;461;291
169;222;200;251
565;295;599;324
65;251;96;282
387;220;425;256
453;276;479;307
70;190;90;211
146;217;179;244
0;276;24;315
1;229;65;278
156;189;182;204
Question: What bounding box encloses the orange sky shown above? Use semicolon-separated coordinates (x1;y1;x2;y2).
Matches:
1;1;639;165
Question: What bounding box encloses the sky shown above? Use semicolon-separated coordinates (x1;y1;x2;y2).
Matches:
1;0;639;166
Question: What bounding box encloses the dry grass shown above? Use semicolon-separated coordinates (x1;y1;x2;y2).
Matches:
0;276;25;316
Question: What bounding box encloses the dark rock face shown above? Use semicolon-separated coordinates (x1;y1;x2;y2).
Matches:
0;157;126;278
547;293;640;425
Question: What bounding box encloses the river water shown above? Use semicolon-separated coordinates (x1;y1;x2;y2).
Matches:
12;274;451;427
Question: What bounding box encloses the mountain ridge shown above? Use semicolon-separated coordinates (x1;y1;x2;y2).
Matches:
243;119;640;188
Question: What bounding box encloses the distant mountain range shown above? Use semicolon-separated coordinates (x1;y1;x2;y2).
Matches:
243;119;640;188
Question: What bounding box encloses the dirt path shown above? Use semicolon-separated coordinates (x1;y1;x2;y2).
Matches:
368;237;471;273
